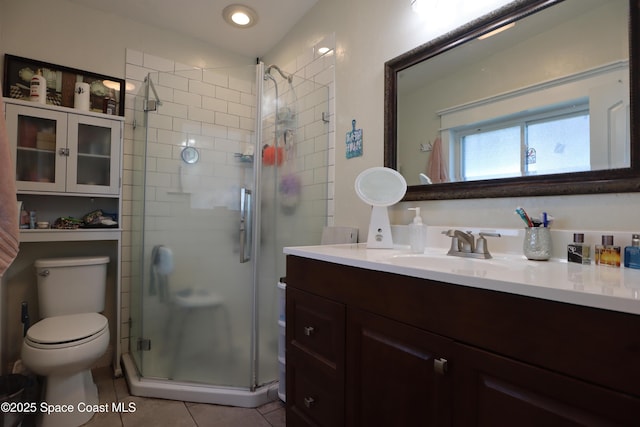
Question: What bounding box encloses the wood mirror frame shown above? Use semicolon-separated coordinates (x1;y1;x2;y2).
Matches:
384;0;639;201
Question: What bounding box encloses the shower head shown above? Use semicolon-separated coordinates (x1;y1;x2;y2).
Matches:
265;65;293;84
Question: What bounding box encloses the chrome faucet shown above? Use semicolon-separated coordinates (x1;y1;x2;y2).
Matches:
442;230;501;259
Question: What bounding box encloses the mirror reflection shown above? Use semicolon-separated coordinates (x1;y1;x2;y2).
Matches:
388;0;632;191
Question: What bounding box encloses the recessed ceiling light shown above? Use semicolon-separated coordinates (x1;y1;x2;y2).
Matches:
223;4;258;28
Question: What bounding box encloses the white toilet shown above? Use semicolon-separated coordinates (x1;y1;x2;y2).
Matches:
21;256;110;427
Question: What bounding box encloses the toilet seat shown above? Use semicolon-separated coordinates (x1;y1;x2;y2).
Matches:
25;313;108;350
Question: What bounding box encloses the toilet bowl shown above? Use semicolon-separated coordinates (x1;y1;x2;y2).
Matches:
20;256;110;427
22;313;109;427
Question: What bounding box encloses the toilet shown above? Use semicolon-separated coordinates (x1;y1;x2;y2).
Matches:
21;256;110;427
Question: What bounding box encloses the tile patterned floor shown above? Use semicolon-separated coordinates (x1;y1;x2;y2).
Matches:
25;367;286;427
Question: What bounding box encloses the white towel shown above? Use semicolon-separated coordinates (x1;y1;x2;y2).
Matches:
0;97;19;275
155;246;174;275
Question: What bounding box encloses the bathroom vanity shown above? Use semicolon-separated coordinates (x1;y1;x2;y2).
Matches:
284;244;640;426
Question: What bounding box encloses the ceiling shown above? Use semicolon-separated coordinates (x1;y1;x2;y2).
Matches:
69;0;319;58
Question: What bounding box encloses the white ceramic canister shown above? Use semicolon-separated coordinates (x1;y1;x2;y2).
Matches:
74;82;90;111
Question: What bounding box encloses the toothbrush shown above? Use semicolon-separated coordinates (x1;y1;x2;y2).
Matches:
515;207;533;228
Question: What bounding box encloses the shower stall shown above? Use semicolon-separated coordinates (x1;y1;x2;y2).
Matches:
122;62;330;406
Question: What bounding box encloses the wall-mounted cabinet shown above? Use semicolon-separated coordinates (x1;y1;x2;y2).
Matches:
6;99;121;195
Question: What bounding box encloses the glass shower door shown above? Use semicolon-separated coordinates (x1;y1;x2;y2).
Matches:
131;65;259;388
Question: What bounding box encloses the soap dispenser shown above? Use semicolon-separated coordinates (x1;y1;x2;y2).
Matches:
408;207;426;253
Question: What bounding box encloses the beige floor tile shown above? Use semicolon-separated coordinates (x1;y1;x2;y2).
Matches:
256;400;284;415
82;410;123;427
262;406;286;427
187;404;271;427
113;376;130;400
120;396;196;427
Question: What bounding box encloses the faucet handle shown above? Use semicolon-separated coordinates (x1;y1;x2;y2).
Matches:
478;232;501;238
475;232;501;257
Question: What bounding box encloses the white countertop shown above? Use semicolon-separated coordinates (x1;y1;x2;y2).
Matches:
284;243;640;316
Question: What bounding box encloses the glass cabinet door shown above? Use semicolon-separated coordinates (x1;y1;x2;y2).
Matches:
66;115;121;194
6;104;67;192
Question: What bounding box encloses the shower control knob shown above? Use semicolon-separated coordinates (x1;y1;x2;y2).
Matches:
303;326;315;336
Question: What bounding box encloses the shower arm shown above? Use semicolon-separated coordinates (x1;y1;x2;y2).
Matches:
144;75;163;112
265;65;293;84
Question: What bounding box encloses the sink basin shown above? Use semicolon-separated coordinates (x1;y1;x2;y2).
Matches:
381;250;530;275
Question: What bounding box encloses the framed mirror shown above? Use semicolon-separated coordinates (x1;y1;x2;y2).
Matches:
385;0;639;200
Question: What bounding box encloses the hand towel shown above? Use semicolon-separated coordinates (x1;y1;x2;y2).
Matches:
0;97;19;276
426;136;449;184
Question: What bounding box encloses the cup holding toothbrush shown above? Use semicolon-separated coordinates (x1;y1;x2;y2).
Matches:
523;227;552;260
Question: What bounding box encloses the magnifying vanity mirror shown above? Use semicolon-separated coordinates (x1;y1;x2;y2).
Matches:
384;0;639;200
355;167;407;248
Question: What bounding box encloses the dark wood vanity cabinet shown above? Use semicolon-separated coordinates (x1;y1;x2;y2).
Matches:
285;255;640;427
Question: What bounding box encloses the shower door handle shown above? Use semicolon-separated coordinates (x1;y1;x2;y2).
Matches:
240;188;252;263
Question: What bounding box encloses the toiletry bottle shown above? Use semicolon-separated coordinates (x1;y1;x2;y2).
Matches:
408;207;426;253
595;235;620;267
103;89;117;115
30;69;47;104
29;211;37;230
567;233;590;264
20;206;29;229
624;234;640;269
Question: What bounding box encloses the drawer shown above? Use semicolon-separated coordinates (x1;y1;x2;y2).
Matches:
287;287;345;366
287;348;344;427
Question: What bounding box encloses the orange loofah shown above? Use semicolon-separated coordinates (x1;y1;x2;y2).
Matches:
262;145;284;166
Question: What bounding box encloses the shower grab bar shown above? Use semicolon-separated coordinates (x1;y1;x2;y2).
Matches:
240;188;252;263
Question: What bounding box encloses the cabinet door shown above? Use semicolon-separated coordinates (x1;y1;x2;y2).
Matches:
66;114;121;194
6;104;67;192
453;342;640;426
346;308;453;427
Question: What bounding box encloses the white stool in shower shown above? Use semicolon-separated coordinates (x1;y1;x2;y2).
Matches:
167;288;233;378
151;246;232;378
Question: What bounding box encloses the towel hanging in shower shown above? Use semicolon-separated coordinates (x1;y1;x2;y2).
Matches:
150;245;172;302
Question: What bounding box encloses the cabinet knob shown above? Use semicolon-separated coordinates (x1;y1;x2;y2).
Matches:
58;148;70;157
303;396;315;408
434;357;448;375
303;326;315;336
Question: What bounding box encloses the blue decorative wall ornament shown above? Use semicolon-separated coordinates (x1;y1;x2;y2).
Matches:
346;119;363;159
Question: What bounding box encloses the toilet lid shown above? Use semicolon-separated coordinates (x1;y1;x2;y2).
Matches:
26;313;107;344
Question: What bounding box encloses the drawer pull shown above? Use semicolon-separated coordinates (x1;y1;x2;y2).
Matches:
303;326;315;336
434;357;448;375
303;396;315;408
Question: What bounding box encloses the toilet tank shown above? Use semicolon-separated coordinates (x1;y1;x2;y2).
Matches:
34;256;110;318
